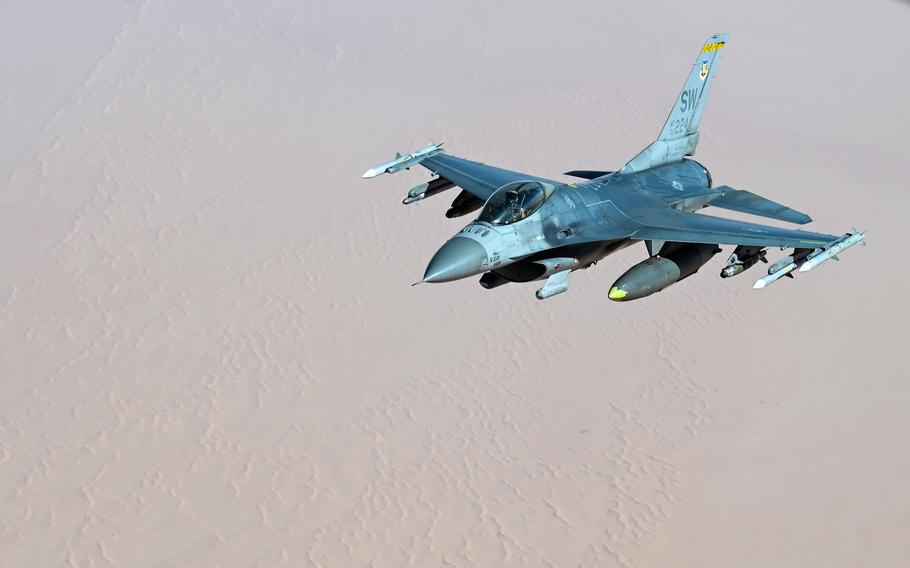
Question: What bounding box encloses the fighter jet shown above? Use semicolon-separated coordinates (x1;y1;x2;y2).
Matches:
362;34;865;301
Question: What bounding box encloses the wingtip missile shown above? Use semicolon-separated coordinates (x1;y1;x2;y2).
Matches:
798;231;865;273
361;140;444;179
753;232;866;289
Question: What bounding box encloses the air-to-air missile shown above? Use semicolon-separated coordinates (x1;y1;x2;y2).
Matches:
752;249;813;289
799;231;865;272
609;243;720;301
753;262;799;289
752;231;865;289
361;140;444;179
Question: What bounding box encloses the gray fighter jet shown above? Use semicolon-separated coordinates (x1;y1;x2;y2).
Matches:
363;34;865;301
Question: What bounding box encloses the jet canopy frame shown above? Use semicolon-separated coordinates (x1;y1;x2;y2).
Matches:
477;181;555;226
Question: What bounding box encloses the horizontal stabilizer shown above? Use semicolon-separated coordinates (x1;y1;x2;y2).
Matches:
708;186;812;225
564;170;613;180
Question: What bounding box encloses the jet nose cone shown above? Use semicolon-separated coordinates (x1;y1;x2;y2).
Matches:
423;237;488;283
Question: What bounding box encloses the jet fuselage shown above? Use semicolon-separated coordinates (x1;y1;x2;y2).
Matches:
422;159;712;284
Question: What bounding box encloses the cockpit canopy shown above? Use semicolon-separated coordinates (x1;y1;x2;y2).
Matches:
477;181;555;225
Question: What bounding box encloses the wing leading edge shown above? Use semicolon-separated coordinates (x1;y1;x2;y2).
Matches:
420;154;558;201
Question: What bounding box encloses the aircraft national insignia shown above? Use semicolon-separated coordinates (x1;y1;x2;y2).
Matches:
699;60;709;81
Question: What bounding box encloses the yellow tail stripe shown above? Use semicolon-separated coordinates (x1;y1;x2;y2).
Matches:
702;41;726;53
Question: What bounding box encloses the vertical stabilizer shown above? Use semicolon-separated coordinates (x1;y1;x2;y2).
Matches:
622;34;728;173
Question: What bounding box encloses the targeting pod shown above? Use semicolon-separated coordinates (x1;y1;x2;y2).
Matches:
402;176;455;204
720;245;767;278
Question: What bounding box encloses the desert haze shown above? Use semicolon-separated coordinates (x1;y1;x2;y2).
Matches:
1;1;908;566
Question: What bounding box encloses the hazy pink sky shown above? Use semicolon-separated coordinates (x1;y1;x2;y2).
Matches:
1;1;907;566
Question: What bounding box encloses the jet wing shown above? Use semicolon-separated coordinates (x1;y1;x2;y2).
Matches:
706;186;812;225
420;154;558;201
629;208;839;249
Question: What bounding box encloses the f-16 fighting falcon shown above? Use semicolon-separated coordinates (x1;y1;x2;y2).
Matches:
362;34;865;301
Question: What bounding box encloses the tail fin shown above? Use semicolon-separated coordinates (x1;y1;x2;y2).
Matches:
621;34;728;173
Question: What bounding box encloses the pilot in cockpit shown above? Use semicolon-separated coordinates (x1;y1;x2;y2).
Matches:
505;190;522;220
